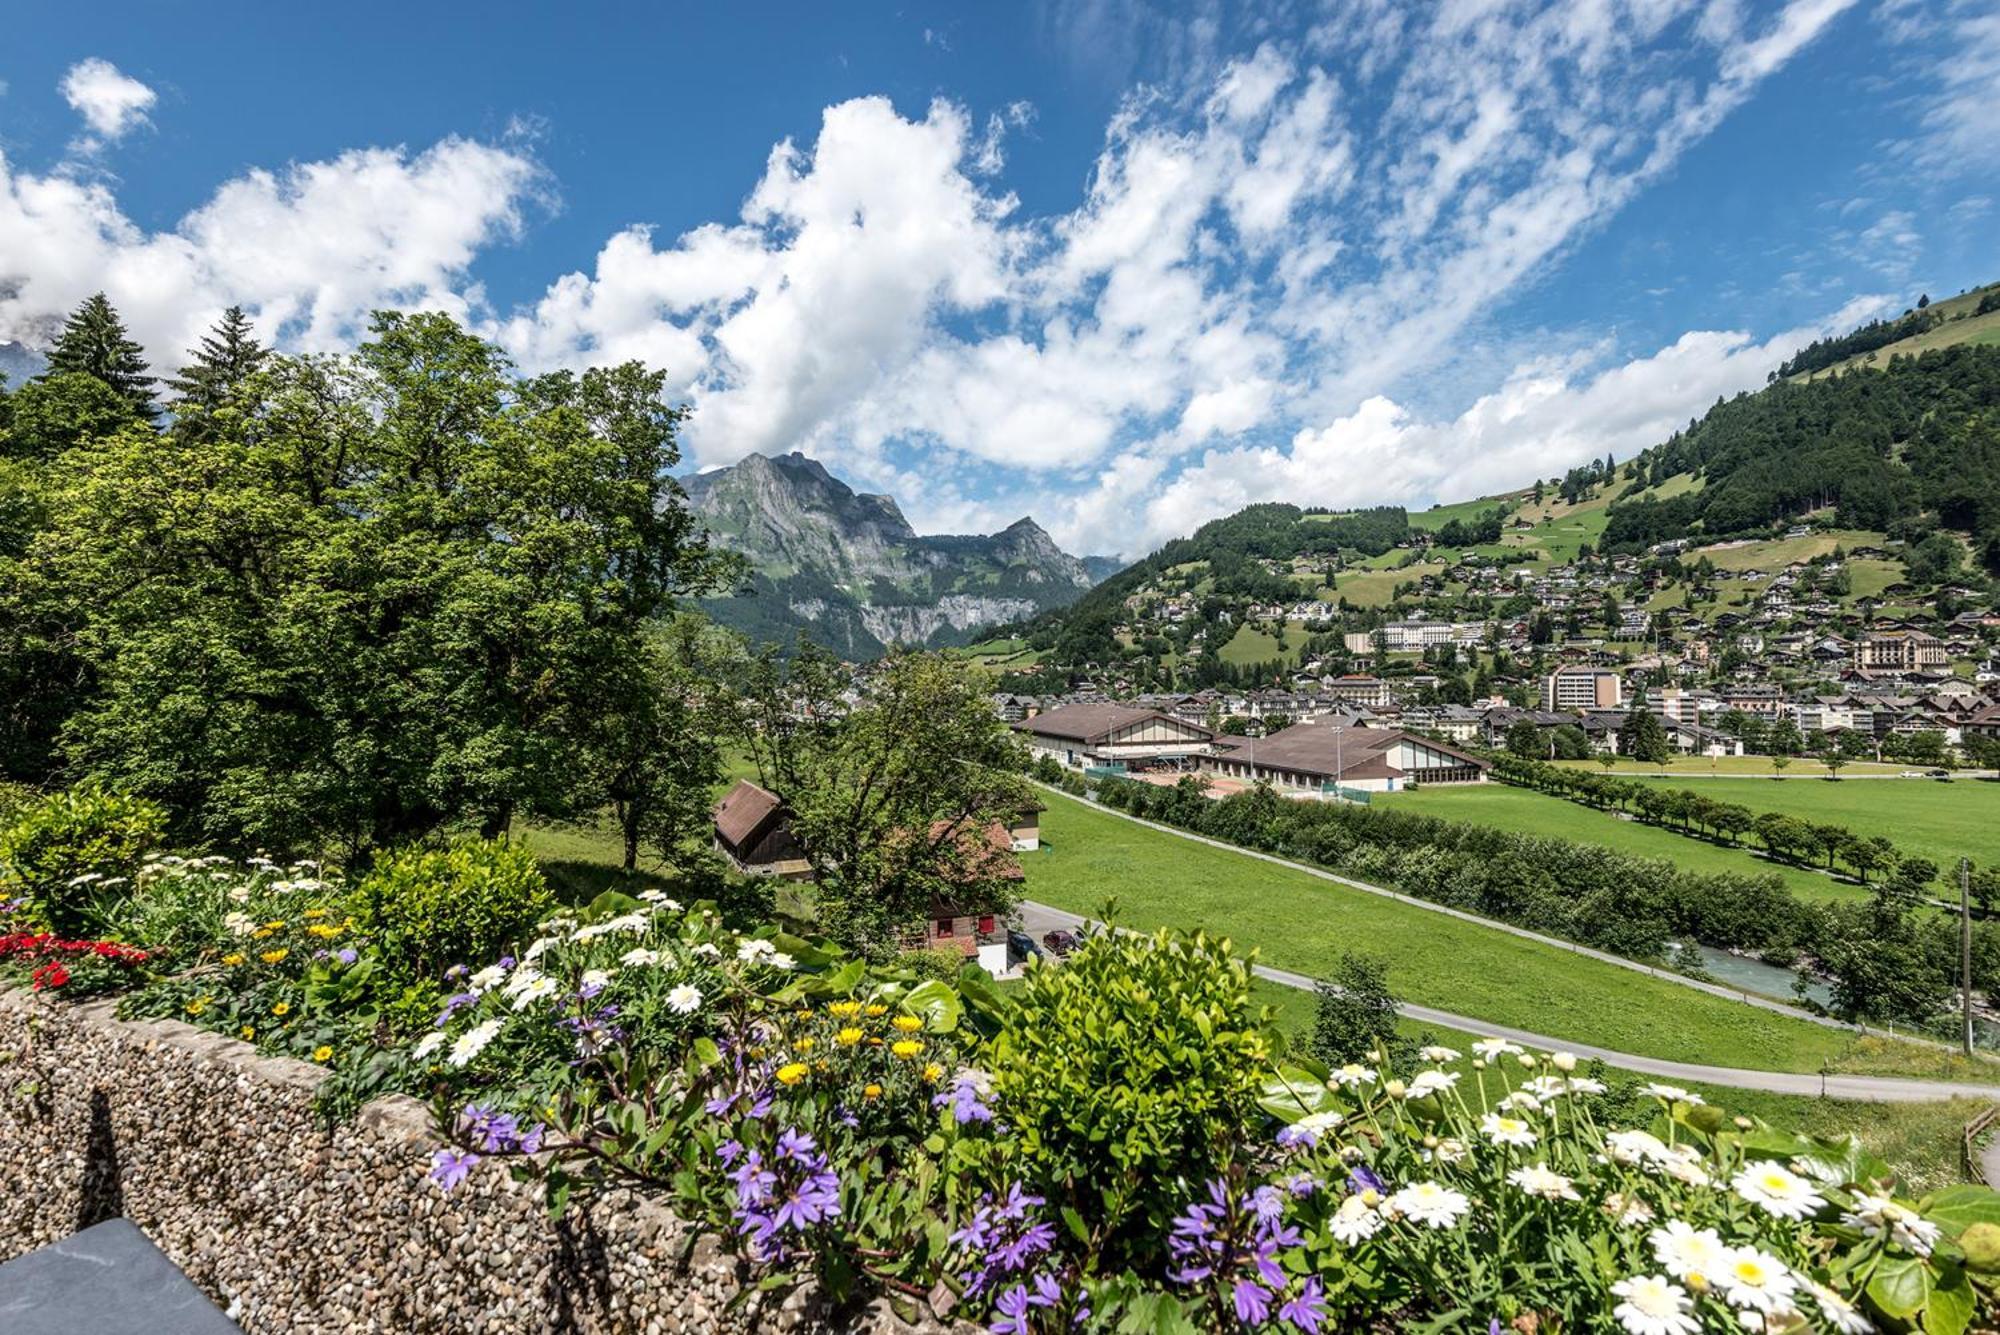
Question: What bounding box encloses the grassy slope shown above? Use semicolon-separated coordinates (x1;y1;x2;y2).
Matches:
1550;755;1907;776
1374;784;1867;904
1020;790;1997;1078
1658;777;2000;881
1804;283;2000;379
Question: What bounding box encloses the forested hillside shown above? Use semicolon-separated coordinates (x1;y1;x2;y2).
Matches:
1606;343;2000;567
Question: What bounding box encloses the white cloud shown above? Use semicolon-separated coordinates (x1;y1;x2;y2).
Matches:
60;59;157;144
0;137;543;360
2;0;1867;566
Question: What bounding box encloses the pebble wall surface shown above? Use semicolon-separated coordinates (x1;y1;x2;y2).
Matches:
0;990;964;1334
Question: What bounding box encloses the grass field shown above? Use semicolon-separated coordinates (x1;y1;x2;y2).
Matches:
1806;284;2000;378
1250;984;1980;1191
1696;529;1886;571
1217;624;1292;666
1374;784;1867;903
1664;776;2000;881
1329;564;1440;607
1020;790;2000;1080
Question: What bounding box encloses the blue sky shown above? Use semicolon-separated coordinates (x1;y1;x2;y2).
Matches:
2;1;1994;556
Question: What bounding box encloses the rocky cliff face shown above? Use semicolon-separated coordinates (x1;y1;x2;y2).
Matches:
681;452;1103;656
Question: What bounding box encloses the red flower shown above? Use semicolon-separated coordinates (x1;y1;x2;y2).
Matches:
30;961;70;990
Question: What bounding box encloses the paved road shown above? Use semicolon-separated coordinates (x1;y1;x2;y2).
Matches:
1020;899;2000;1105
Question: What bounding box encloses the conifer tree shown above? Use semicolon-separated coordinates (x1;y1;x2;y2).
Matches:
42;293;155;418
165;306;268;432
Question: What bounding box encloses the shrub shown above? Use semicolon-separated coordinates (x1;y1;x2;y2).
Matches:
351;838;552;985
1305;950;1405;1067
987;925;1275;1270
904;944;968;983
0;784;166;935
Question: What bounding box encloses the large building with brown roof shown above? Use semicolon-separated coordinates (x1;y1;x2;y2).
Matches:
712;780;813;879
1011;701;1215;769
1200;723;1488;792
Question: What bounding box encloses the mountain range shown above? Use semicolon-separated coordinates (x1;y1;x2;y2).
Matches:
680;451;1115;656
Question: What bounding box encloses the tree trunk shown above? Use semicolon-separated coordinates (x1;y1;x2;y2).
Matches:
480;800;514;840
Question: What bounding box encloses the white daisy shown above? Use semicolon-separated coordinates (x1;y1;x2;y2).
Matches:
1328;1193;1382;1244
448;1018;504;1068
1716;1247;1797;1313
767;950;796;971
1472;1038;1523;1061
619;947;662;967
410;1031;447;1060
1389;1181;1470;1229
1644;1083;1704;1106
468;964;508;993
1523;1075;1570;1099
1549;1050;1578;1072
1805;1281;1871;1334
1497;1091;1543;1114
223;911;256;936
1648;1221;1731;1284
1480;1113;1537;1148
1507;1163;1579;1201
1565;1076;1609;1095
1656;1145;1713;1188
1330;1062;1377;1088
1731;1161;1825;1221
1603;1193;1655;1228
1606;1129;1669;1166
1405;1070;1459;1100
1610;1274;1699;1335
1419;1045;1461;1063
522;935;561;963
666;983;702;1015
737;939;777;963
580;967;614;992
1841;1194;1941;1257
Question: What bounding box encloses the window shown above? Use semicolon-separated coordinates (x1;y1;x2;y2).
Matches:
936;917;954;936
978;915;996;935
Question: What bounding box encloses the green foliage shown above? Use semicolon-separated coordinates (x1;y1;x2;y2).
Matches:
1619;707;1672;766
987;925;1275;1269
735;646;1035;956
13;310;725;852
1305;951;1406;1068
0;783;165;933
351;837;553;982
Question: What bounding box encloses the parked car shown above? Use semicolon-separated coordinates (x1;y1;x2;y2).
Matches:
1041;929;1079;958
1008;930;1044;964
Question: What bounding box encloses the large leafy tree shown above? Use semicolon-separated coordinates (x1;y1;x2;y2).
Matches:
17;311;723;856
737;647;1035;956
42;293;156;418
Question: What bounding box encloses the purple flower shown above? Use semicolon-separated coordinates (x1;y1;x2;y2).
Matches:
428;1148;479;1190
1280;1278;1327;1334
444;964;469;981
725;1127;841;1261
336;948;358;965
952;1184;1055;1298
990;1285;1033;1335
496;955;515;969
435;992;479;1027
1233;1280;1272;1325
457;1105;545;1156
933;1070;996;1125
1275;1123;1317;1150
1347;1164;1386;1196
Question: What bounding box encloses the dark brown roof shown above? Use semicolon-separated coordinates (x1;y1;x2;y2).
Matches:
713;779;785;852
1209;724;1487;780
1012;701;1213;744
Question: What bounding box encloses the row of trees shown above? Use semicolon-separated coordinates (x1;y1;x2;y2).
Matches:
1;295;1034;958
1491;756;1998;908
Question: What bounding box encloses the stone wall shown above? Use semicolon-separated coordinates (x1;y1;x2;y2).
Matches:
0;991;957;1334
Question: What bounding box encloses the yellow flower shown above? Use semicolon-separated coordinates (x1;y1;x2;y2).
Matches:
221;953;246;967
303;907;326;919
922;1062;944;1084
260;948;288;965
892;1014;923;1033
827;1001;861;1018
184;997;208;1016
307;923;341;939
865;1003;888;1017
891;1038;924;1060
795;1036;815;1052
271;1001;290;1017
776;1062;809;1086
313;1045;334;1063
239;1026;255;1040
263;920;286;930
862;1082;883;1100
836;1026;864;1047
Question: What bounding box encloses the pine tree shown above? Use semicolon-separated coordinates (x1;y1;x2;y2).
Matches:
42;293;156;418
166;306;268;439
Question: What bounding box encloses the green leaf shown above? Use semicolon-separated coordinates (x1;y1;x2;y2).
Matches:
1867;1257;1931;1319
1924;1185;2000;1234
903;979;964;1032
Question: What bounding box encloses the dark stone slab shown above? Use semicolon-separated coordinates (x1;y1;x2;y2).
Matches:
0;1218;241;1335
